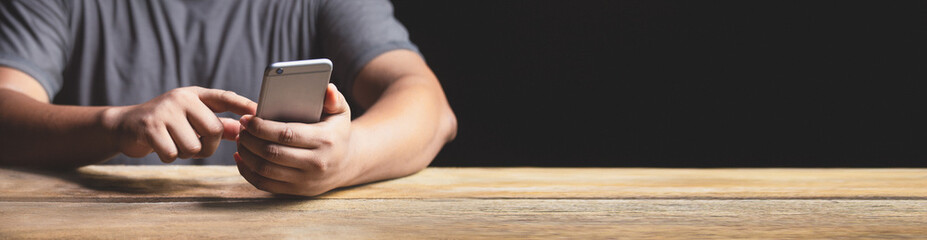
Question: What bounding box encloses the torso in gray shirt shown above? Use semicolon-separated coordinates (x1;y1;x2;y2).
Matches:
0;0;419;165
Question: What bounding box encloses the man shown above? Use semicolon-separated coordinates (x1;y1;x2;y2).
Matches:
0;0;457;196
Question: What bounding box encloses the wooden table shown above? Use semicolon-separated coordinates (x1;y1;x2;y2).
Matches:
2;166;927;239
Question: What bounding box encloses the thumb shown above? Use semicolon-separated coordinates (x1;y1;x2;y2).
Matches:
323;83;349;115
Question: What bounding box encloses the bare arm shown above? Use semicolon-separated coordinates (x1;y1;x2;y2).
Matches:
0;67;257;169
344;49;458;186
234;50;457;196
0;67;116;168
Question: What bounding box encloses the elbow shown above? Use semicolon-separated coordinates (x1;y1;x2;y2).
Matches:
441;105;458;143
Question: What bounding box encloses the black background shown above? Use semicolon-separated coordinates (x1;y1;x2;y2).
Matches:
390;0;927;167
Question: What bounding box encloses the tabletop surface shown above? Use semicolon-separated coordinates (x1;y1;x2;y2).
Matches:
2;166;927;239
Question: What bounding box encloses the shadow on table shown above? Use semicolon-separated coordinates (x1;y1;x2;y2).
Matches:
9;167;210;194
4;166;375;203
197;197;312;209
194;182;384;208
76;168;211;194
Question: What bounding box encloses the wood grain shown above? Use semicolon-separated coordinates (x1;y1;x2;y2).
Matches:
2;200;926;239
1;166;927;201
2;166;927;239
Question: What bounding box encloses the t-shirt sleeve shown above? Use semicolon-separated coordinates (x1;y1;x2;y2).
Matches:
0;0;69;100
316;0;420;98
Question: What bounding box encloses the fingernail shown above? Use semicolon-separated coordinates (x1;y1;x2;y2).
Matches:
329;83;337;90
233;152;241;163
239;116;250;129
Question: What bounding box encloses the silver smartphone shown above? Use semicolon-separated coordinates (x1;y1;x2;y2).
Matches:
256;58;333;123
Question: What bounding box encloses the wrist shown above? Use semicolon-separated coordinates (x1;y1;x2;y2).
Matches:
339;124;369;187
99;106;128;153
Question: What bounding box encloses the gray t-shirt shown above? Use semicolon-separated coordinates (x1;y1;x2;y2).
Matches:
0;0;419;165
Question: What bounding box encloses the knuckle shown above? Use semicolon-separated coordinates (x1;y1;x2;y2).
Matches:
174;88;198;100
278;126;296;144
205;121;224;135
265;144;281;160
219;90;236;107
307;158;329;172
255;162;273;176
185;144;202;154
165;88;183;98
161;92;187;105
138;115;158;128
220;90;236;100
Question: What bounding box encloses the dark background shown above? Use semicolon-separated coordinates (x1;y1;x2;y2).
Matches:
390;0;927;167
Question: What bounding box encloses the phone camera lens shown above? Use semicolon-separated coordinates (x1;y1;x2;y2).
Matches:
276;68;284;74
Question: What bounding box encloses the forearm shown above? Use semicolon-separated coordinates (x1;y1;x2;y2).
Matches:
0;89;118;168
343;76;457;186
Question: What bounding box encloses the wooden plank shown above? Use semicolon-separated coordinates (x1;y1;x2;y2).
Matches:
2;166;927;201
2;199;926;239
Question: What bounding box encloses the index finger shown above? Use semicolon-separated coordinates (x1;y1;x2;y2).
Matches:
194;87;257;116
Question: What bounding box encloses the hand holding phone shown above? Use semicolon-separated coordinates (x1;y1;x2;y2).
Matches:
237;58;353;196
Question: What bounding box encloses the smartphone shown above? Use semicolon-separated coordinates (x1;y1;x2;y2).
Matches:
256;58;333;123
